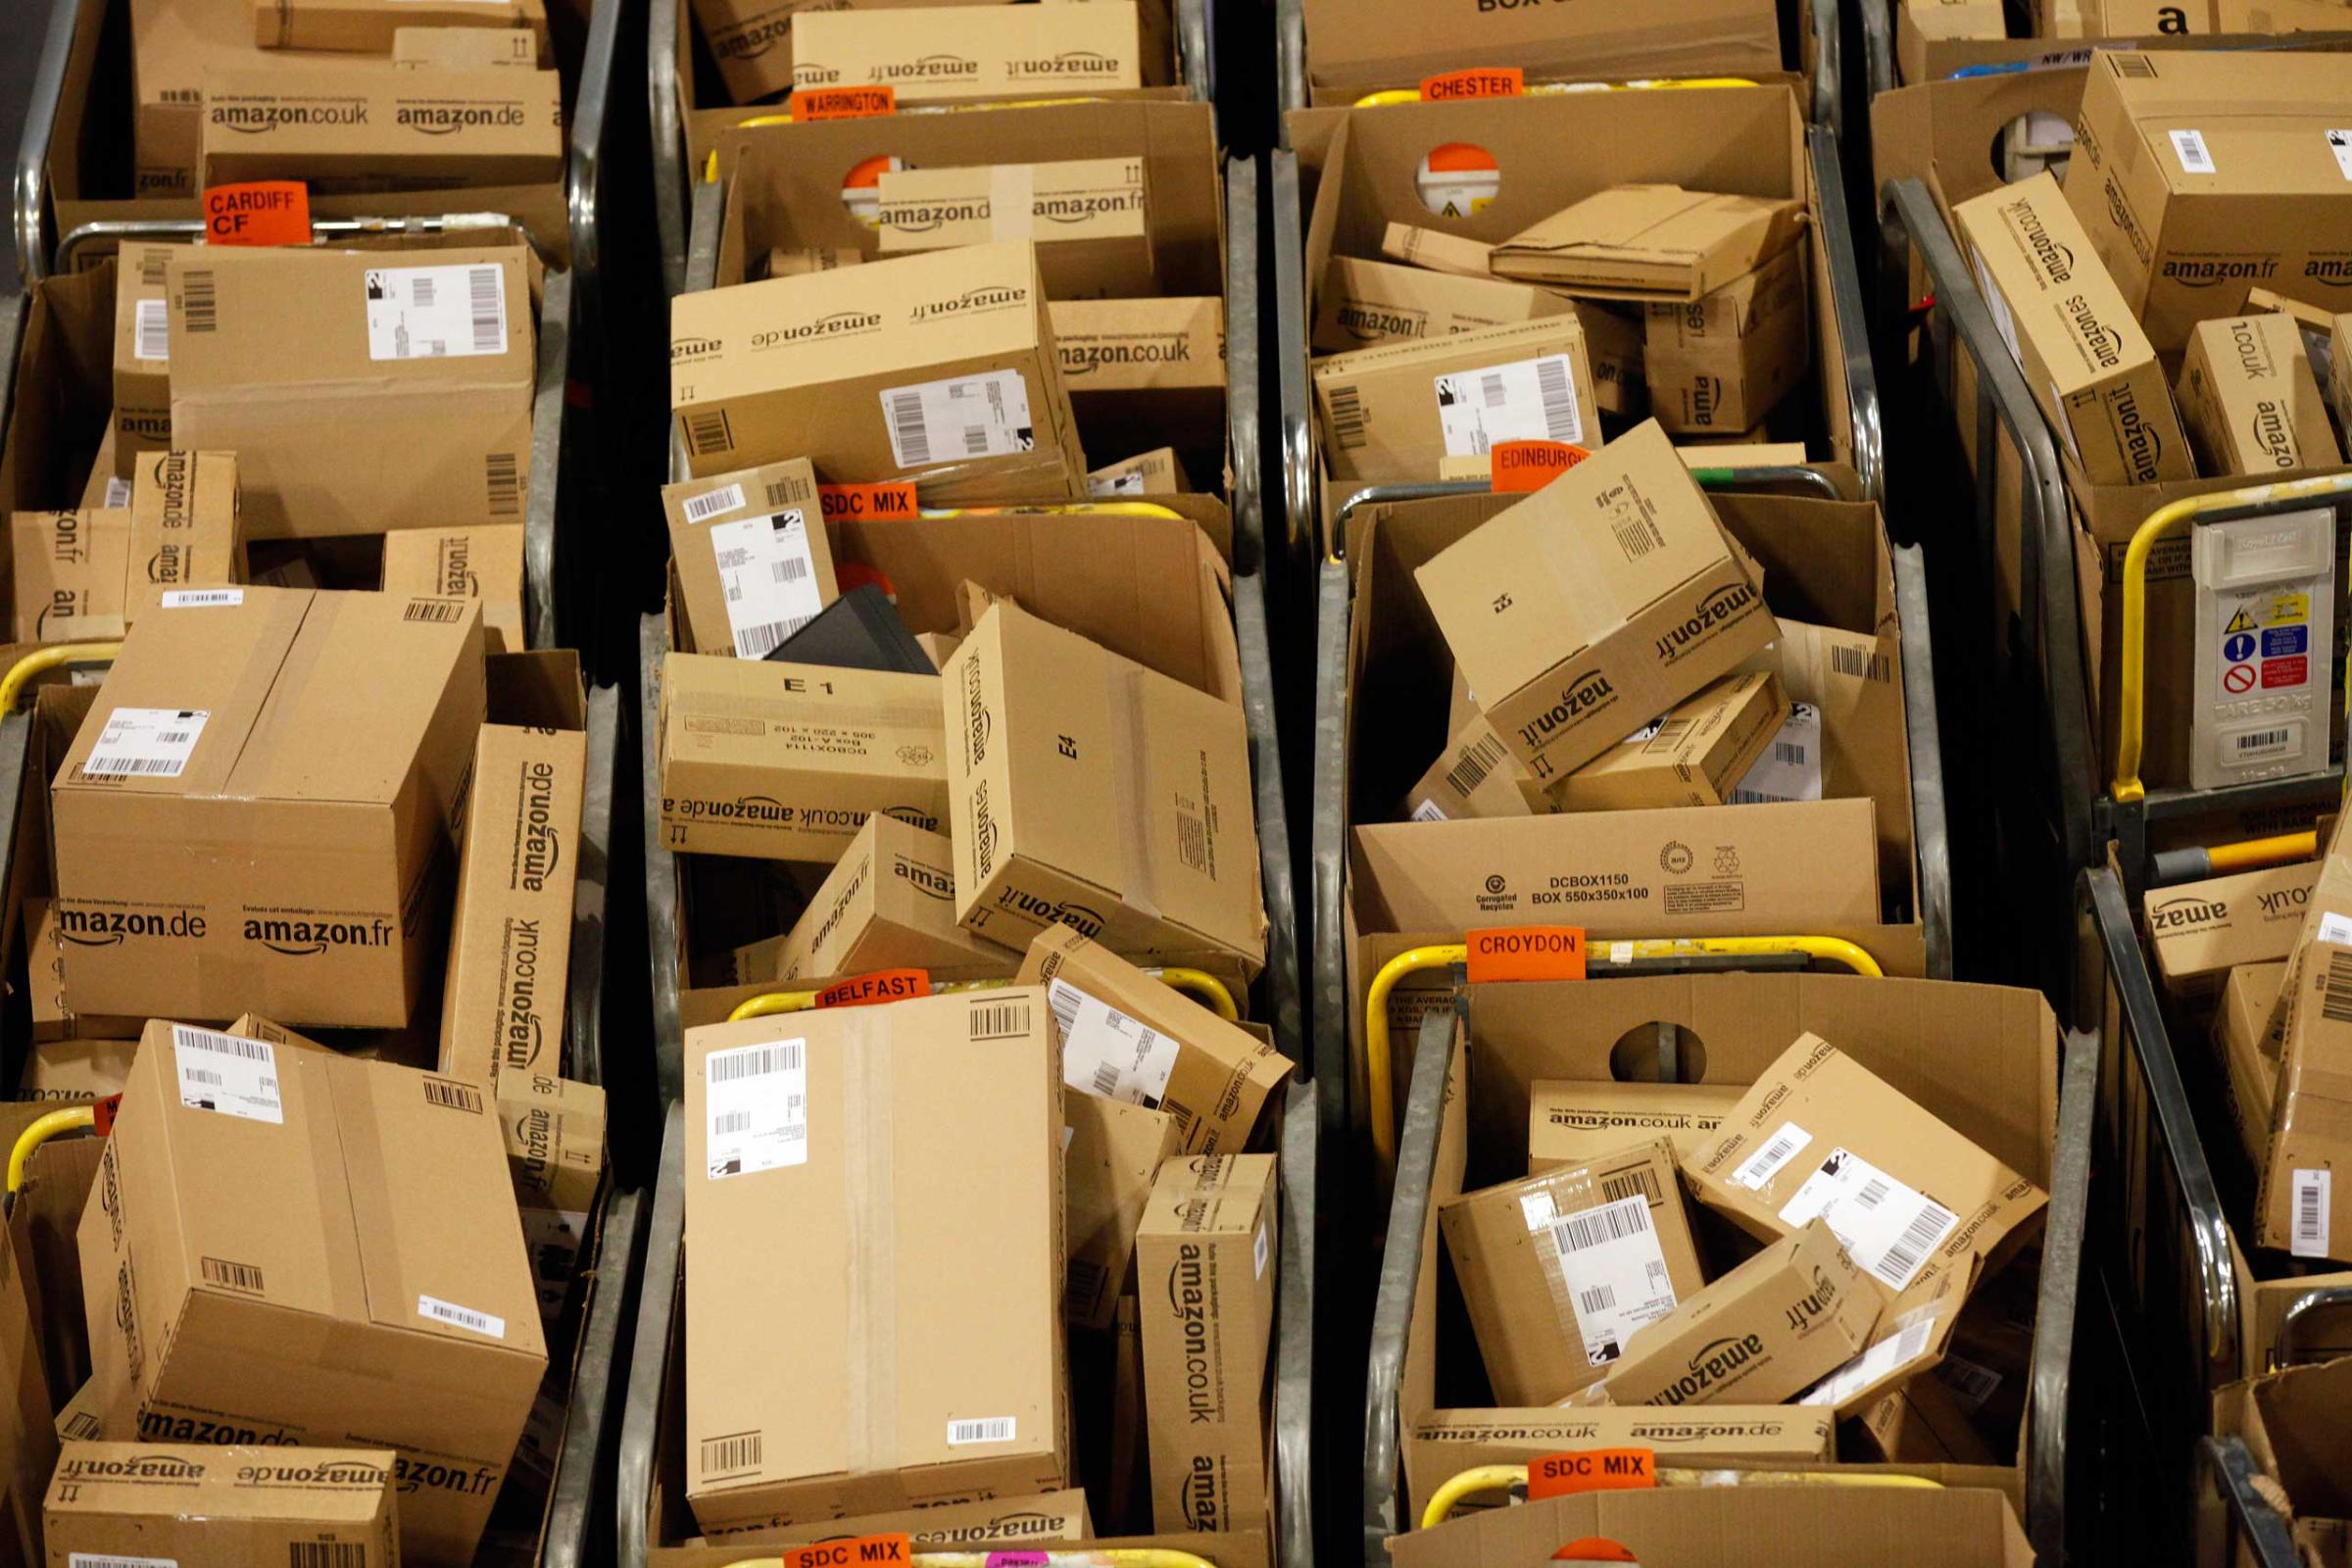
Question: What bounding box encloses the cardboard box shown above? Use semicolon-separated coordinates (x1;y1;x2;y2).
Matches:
689;0;1029;107
84;432;130;510
498;1070;605;1323
1642;243;1810;434
1529;1081;1744;1172
1381;222;1495;279
1017;925;1289;1155
392;24;544;67
1895;0;2009;85
1089;447;1189;497
1402;712;1547;822
28;899;149;1045
1491;185;1806;304
1295;0;1780;104
1311;316;1600;484
51;587;484;1027
75;1027;546;1562
1405;1405;1833;1485
168;244;537;538
773;1489;1095;1549
1952;172;2192;488
10;510;130;644
436;715;585;1087
944;602;1264;968
1598;1218;1881;1406
790;2;1143;102
1134;1154;1276;1536
767;246;869;278
253;0;546;51
682;991;1066;1535
1065;1093;1179;1331
114;243;175;472
2217;959;2287;1170
658;652;948;862
1412;420;1778;779
1312;255;1577;354
1050;297;1224;395
2178;312;2344;476
124;449;243;625
879;159;1154;296
727;814;1018;985
1547;669;1787;813
2062;50;2352;354
131;0;283;198
1353;796;1884;936
45;1442;398;1566
671;241;1088;501
2332;313;2352;432
199;64;564;193
380;523;527;654
1685;1032;2050;1303
661;458;837;660
19;1040;141;1102
1440;1140;1706;1404
2144;859;2316;997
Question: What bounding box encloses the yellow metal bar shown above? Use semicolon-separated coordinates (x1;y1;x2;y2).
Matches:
920;503;1186;520
1354;75;1757;105
726;968;1238;1024
1418;1463;1940;1530
1599;935;1885;978
8;1106;95;1196
1;642;120;711
2206;831;2321;874
2115;472;2352;804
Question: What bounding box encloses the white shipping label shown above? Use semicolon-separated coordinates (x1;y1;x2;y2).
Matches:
1408;798;1448;823
103;476;131;508
947;1416;1016;1446
1089;469;1148;498
709;510;824;659
705;1038;808;1178
133;297;170;362
83;707;208;779
2293;1167;2331;1259
1795;1310;1937;1408
881;369;1035;468
2319;911;2352;947
1433;354;1586;456
2330;130;2352;181
172;1024;281;1125
682;482;747;522
72;1555;177;1568
1051;980;1181;1106
1777;1147;1959;1291
1729;701;1823;805
1549;1195;1679;1366
365;263;510;361
2170;128;2215;175
417;1293;506;1340
160;588;243;609
1254;1223;1270;1279
1732;1120;1813;1190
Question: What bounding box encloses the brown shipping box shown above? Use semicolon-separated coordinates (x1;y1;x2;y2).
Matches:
1547;669;1787;813
1311;255;1577;354
1490;185;1806;304
1439;1140;1706;1405
945;603;1265;969
114;243;175;471
661;458;838;660
1599;1218;1881;1407
1642;243;1811;434
2143;858;2315;998
682;992;1066;1535
1530;1081;1744;1172
728;814;1018;986
132;0;342;200
1017;925;1290;1155
1407;1405;1833;1482
670;242;1088;502
790;2;1143;102
1065;1093;1179;1332
10;510;131;644
22;1041;141;1101
498;1070;606;1323
687;0;1026;105
1294;0;1780;104
381;524;527;654
658;652;948;862
75;1028;546;1562
45;1443;398;1567
391;24;544;67
771;1489;1095;1551
436;717;586;1088
879;160;1154;295
1311;316;1600;485
85;432;130;509
1685;1033;2050;1304
124;449;243;625
1135;1154;1277;1537
1951;172;2192;488
1050;298;1225;395
2257;818;2352;1258
2216;959;2286;1171
253;0;548;51
2062;50;2352;354
169;244;537;538
1382;221;1494;279
1412;419;1779;779
2178;312;2345;476
51;587;482;1027
1089;447;1189;498
1402;711;1547;822
199;64;564;193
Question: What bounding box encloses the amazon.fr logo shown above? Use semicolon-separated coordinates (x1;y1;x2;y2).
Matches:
241;915;394;956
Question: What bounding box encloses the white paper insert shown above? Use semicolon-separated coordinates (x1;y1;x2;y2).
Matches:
365;263;509;361
83;708;208;779
1776;1147;1959;1291
172;1024;281;1125
705;1038;808;1178
2170;128;2215;175
881;369;1035;467
1434;354;1586;456
1731;1120;1813;1190
1730;701;1824;805
708;509;824;659
1548;1195;1680;1366
1090;469;1148;498
2293;1167;2332;1259
134;297;170;362
1050;980;1181;1106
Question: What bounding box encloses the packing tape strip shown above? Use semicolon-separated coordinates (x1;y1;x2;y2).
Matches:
990;163;1037;246
845;1024;899;1477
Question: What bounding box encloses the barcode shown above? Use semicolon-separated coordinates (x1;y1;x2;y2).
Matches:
963;423;992;457
1445;733;1509;796
710;1041;805;1083
1091;1061;1123;1098
701;1432;762;1475
468;266;504;354
687;409;733;457
85;756;182;776
1773;741;1807;764
1729;789;1774;805
714;1110;753;1135
2237;728;2293;753
2115;51;2156;75
774;555;809;582
1327;383;1367;451
140;250;168;287
74;1557;178;1568
1642;718;1693;755
485;452;520;517
1050;981;1084;1039
969;1001;1032;1041
422;1079;483;1114
1853;1177;1891;1209
201;1256;265;1293
1554;1200;1651;1251
290;1544;367;1568
1830;644;1892;682
2296;1169;2329;1252
1482;372;1508;408
684;483;746;521
182;1031;272;1063
134;296;169;360
765;472;813;505
180;270;218;333
1599;1167;1663;1206
891;391;933;466
417;1294;503;1338
415;274;437;308
184;1067;224;1087
404;600;466;624
1740;1133;1802;1183
61;1409;102;1441
2324;952;2352;1026
947;1416;1015;1446
1536;355;1581;442
1577;1284;1617;1314
732;615;810;660
1873;1199;1958;1287
2171;127;2215;174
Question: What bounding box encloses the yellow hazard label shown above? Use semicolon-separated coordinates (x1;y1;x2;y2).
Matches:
2267;593;2310;626
2226;608;2258;634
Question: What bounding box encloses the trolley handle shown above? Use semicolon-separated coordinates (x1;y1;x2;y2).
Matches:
2275;1283;2352;1370
54;213;559;273
2195;1435;2301;1568
725;968;1242;1024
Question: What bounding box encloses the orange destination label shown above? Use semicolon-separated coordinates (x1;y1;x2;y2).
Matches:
202;181;311;246
819;482;920;521
1526;1447;1658;1500
1493;439;1591;492
815;969;932;1008
791;86;897;121
1422;68;1525;101
1464;926;1587;984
